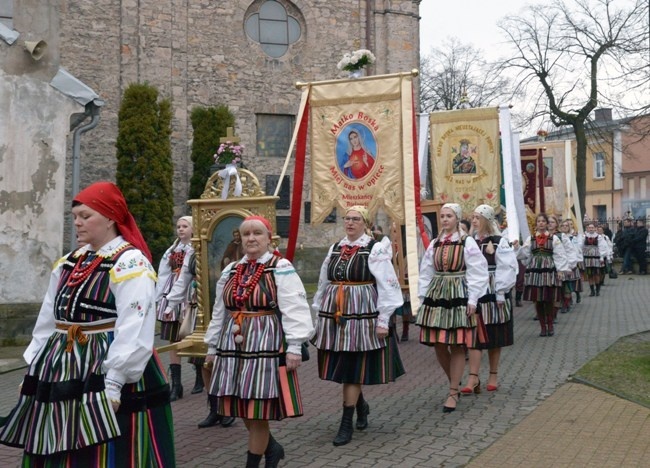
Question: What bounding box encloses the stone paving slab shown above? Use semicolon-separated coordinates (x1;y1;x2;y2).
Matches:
1;274;650;467
467;382;650;467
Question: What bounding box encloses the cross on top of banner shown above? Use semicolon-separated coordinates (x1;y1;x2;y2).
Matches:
220;127;240;144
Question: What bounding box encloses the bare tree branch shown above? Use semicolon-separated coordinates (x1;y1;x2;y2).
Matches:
498;0;650;213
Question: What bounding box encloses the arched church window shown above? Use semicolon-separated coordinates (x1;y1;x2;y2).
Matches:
245;0;301;58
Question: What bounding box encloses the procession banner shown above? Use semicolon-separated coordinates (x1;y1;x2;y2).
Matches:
429;107;500;217
308;75;409;224
520;147;546;214
497;105;521;243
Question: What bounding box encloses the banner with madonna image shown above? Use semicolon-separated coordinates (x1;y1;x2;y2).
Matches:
280;72;422;311
429;107;500;217
308;75;410;223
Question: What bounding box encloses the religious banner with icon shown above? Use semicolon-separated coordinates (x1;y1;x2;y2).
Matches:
307;74;412;224
429;107;500;217
280;72;422;311
520;147;546;214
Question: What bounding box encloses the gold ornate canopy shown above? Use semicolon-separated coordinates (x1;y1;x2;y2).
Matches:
157;168;279;357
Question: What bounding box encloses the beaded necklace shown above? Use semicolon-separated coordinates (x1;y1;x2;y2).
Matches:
232;260;266;307
339;244;361;261
67;252;104;287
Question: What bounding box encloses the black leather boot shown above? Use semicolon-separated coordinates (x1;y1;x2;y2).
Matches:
246;451;263;468
515;291;523;307
333;405;355;446
264;434;285;468
169;364;183;401
191;359;205;394
198;395;221;428
589;285;595;297
355;395;369;430
596;284;601;296
400;321;409;341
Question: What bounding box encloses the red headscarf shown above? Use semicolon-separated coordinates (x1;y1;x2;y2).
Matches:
241;215;282;257
242;215;273;239
74;181;153;262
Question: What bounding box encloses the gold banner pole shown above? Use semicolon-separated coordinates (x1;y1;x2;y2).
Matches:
295;69;419;89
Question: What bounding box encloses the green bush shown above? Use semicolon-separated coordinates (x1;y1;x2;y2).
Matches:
115;83;174;265
189;105;235;199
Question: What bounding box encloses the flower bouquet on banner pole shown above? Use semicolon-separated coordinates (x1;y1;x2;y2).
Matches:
337;49;376;79
213;141;244;199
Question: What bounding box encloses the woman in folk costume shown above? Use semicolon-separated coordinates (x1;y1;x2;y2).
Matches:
516;213;569;337
204;216;313;468
312;206;404;446
581;222;608;296
416;203;489;412
461;205;517;395
155;215;198;401
559;219;583;313
547;215;577;319
0;182;175;467
597;225;614;286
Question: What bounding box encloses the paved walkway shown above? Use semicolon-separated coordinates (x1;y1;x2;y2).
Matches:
1;274;650;467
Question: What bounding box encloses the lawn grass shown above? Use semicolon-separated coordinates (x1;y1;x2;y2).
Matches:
572;333;650;407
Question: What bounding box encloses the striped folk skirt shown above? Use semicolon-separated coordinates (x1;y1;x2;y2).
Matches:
523;254;563;302
0;326;175;467
474;274;514;349
475;315;514;349
317;321;405;385
416;272;482;347
209;312;303;420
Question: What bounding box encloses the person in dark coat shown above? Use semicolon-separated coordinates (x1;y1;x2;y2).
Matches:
631;219;648;274
615;218;634;274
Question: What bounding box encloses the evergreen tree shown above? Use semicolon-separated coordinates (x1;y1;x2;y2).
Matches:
189;105;235;199
116;83;174;265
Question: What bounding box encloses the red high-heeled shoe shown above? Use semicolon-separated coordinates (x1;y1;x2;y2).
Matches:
486;371;499;392
460;373;481;394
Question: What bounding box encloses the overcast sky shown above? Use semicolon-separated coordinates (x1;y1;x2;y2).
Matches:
419;0;530;57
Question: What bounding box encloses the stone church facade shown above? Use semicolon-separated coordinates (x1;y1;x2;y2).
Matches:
0;0;420;336
58;0;421;245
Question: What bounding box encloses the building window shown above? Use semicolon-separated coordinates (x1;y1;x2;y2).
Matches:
594;205;607;221
245;0;301;58
265;175;290;209
593;152;605;179
256;114;294;158
0;0;13;28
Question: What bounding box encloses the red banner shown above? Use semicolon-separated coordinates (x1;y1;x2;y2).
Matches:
520;148;545;214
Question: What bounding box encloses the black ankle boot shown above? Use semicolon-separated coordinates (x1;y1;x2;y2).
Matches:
333;405;355;446
515;291;523;307
198;395;221;428
576;292;581;303
589;286;595;297
246;451;263;468
400;322;409;342
191;359;205;394
355;396;369;430
264;434;285;468
169;364;183;401
596;284;601;296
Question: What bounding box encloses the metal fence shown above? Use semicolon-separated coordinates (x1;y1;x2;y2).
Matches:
583;216;650;257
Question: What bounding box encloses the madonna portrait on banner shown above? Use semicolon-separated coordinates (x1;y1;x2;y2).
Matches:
337;124;377;180
452;139;477;174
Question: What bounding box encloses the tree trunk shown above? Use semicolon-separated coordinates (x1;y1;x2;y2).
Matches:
573;121;588;220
